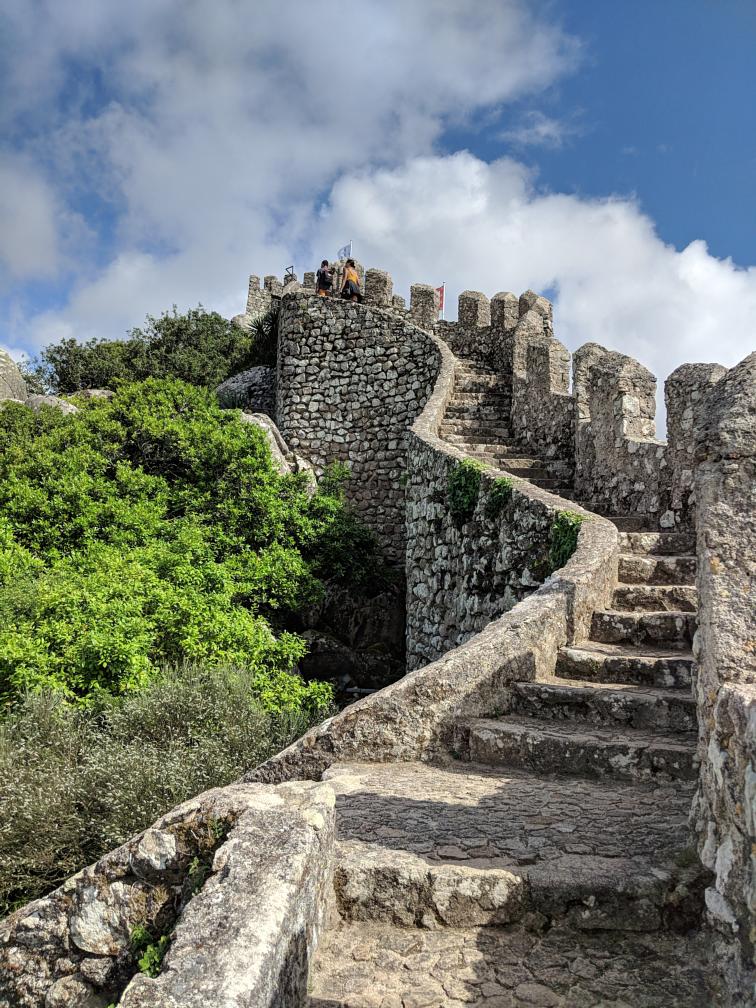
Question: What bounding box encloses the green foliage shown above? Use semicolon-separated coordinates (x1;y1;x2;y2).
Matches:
0;666;332;914
22;306;267;394
0;379;380;704
447;458;485;527
484;477;515;520
138;935;171;978
246;307;280;367
548;510;585;571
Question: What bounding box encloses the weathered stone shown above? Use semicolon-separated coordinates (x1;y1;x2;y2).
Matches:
691;351;756;1002
26;394;78;415
0;348;27;402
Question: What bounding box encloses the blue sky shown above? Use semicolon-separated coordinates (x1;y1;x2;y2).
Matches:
1;0;754;408
450;0;756;266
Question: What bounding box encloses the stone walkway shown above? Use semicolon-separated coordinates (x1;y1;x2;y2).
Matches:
308;358;712;1006
309;921;711;1007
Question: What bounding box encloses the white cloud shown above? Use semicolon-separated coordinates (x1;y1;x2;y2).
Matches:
3;0;754;437
312;152;756;414
1;0;580;350
0;154;60;280
499;110;580;148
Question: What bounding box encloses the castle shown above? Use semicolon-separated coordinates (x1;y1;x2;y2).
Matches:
1;264;754;1007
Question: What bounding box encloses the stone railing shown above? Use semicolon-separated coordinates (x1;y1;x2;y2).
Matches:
0;780;335;1008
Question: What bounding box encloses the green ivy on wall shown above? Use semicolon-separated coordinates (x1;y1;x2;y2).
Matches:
447;459;485;527
548;510;585;571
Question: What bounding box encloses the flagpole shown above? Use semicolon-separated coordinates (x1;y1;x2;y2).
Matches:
441;282;445;321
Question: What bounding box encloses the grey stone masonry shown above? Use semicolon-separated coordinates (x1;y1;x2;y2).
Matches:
690;351;756;1006
0;781;336;1008
663;361;727;529
510;306;574;467
409;283;440;331
246;274;274;318
573;343;666;519
363;268;393;306
276;290;438;560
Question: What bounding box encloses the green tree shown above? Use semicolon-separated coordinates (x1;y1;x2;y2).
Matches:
22;306;274;394
0;379;378;704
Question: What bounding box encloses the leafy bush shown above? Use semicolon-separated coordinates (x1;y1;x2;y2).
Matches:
20;306;270;394
0;666;330;914
548;510;585;570
0;379;375;703
447;458;485;527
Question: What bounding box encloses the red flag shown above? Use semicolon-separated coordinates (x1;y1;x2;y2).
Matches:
435;284;445;311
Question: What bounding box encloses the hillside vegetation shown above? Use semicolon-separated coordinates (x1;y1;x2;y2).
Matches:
0;337;387;911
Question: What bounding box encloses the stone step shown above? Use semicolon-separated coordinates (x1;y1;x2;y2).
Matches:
449;391;513;406
440;432;520;448
556;642;694;689
526;478;575;494
510;678;697;734
309;921;713;1008
438;420;513;440
445;403;512;421
590;610;695;647
619;553;697;585
454;374;500;393
322;761;700;931
608;516;660;532
619;531;696;556
611;584;697;613
473;457;551;479
460;716;697;781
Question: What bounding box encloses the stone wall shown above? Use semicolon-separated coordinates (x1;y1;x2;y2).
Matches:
663;362;727;528
572;343;666;517
690;351;756;1005
276;290;438;560
0;780;335;1008
508;297;574;470
248;329;617;785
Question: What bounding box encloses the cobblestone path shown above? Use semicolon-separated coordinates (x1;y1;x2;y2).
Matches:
308;359;709;1007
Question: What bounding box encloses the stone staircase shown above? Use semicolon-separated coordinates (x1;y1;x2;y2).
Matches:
308;360;711;1006
439;362;573;494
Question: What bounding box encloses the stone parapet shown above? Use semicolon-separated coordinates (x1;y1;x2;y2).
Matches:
0;781;336;1008
691;351;756;1005
573;344;665;519
663;362;727;529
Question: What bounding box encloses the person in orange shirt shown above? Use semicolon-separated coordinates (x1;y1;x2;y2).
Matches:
340;259;362;303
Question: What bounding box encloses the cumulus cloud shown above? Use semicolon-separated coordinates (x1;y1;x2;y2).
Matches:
0;0;579;350
313;152;756;408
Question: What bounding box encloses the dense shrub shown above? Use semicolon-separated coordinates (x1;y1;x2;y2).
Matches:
20;306;275;394
0;666;331;914
0;378;375;704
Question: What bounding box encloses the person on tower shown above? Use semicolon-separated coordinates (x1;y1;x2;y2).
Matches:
316;259;334;297
340;259;362;303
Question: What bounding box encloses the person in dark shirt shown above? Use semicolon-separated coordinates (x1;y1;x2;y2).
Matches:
316;260;334;297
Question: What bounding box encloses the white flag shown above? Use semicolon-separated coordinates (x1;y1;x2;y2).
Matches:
337;241;353;260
